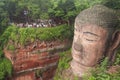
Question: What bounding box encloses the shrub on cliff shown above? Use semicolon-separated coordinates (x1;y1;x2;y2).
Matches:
0;49;12;80
0;58;12;80
0;24;73;48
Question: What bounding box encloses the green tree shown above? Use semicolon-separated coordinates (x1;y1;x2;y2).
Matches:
102;0;120;10
49;0;76;25
0;49;12;80
0;1;9;33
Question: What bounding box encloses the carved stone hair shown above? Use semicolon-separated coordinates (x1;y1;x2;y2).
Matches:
75;5;119;30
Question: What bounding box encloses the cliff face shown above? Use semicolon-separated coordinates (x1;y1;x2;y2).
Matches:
4;40;71;80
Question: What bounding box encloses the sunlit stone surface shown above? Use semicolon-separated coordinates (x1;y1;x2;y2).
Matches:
71;5;120;77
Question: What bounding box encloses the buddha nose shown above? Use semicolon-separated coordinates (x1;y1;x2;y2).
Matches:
73;40;83;52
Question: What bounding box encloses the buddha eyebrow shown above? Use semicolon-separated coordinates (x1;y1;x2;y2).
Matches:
83;32;99;37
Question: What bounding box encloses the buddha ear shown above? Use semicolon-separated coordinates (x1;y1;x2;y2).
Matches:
111;31;120;51
107;31;120;64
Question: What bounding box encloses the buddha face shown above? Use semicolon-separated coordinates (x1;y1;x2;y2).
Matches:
72;24;108;67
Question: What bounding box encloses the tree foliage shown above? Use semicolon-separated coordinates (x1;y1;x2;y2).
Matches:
0;49;12;80
0;0;119;27
0;24;73;48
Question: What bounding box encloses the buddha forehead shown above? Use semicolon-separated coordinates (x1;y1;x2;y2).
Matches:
74;5;119;30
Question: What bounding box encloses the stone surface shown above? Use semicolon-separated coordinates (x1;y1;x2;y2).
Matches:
4;40;71;80
71;5;120;77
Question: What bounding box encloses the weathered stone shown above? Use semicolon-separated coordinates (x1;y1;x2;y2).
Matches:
4;40;71;80
71;5;120;77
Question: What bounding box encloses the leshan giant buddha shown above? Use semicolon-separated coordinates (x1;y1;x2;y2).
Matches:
71;5;120;77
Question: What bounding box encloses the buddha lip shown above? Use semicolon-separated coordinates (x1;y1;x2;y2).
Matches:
72;50;83;62
72;50;92;67
72;49;83;59
72;49;81;55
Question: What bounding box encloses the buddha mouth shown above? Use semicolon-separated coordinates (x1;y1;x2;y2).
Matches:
72;49;86;66
72;49;95;67
72;48;84;59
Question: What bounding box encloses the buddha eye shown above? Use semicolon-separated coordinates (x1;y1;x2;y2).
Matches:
83;32;100;42
84;37;97;42
85;38;96;42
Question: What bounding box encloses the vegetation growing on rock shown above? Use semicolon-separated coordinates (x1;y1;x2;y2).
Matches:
0;24;73;49
54;49;120;80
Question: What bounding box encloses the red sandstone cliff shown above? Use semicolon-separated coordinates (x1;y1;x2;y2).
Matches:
4;40;71;80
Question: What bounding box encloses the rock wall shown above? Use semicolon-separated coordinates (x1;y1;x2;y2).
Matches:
4;40;71;80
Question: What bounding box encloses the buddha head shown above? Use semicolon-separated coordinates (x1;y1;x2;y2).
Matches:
71;5;120;77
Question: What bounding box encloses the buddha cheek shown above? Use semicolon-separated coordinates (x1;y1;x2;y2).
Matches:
81;44;100;66
83;43;105;66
